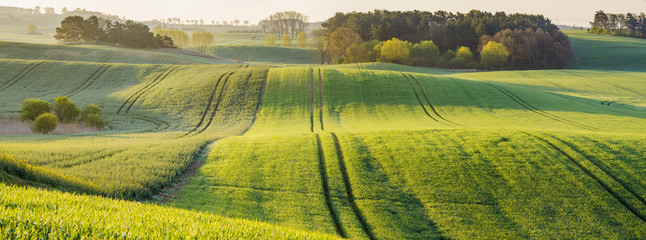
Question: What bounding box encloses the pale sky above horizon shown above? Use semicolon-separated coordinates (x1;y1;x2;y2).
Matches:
2;0;645;27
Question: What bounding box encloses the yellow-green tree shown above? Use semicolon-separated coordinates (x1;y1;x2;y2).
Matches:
480;41;509;70
156;29;189;48
329;27;362;63
31;113;57;134
281;34;291;47
26;24;39;35
456;46;474;62
265;35;277;46
296;31;307;47
380;37;410;63
52;96;79;123
190;30;214;47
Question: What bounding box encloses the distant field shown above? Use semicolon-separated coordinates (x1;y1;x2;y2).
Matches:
188;45;321;64
1;27;646;239
565;30;646;71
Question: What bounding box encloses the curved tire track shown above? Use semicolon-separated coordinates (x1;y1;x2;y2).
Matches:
406;73;458;126
546;134;646;208
123;66;179;114
488;82;597;131
526;133;646;222
180;70;236;137
0;61;44;92
315;134;347;238
401;73;446;126
65;64;112;97
99;51;119;63
196;70;246;134
117;66;177;114
331;132;377;240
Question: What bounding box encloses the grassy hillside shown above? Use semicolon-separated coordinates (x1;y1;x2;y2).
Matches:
0;41;236;64
565;30;646;71
0;183;340;239
171;65;646;238
1;29;646;239
189;45;321;64
0;59;270;198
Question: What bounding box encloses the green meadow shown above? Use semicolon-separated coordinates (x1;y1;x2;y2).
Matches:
0;29;645;239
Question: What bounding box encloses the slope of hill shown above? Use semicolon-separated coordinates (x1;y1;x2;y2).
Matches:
565;30;646;71
1;28;646;239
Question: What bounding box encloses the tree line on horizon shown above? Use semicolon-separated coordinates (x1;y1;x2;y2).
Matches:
589;10;646;38
258;11;309;39
54;15;175;48
315;10;572;70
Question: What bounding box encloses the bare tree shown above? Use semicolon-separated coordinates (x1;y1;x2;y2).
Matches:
258;11;309;38
311;28;330;64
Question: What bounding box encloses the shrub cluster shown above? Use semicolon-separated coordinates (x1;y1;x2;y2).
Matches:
19;96;105;134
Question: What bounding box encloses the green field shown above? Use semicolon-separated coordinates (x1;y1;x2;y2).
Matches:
1;25;646;239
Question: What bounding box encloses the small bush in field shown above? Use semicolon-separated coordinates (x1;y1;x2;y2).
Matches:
20;98;50;121
31;113;57;134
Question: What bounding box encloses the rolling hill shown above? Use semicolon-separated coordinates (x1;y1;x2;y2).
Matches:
1;30;645;239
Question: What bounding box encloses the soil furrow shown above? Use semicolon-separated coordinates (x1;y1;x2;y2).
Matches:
527;133;646;222
124;66;178;114
331;132;377;240
315;134;347;238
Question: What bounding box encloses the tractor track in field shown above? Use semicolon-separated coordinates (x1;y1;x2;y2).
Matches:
180;70;237;138
196;70;248;134
593;79;646;98
546;134;646;208
122;66;179;114
318;68;324;131
315;134;347;238
401;73;447;126
244;69;270;133
116;66;178;114
65;64;112;97
406;73;458;126
526;133;646;222
310;67;315;132
156;57;169;64
0;61;44;92
132;115;170;130
99;51;120;63
331;132;377;240
487;82;597;131
56;149;128;169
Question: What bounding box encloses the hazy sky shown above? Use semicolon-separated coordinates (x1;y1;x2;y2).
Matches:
3;0;645;27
